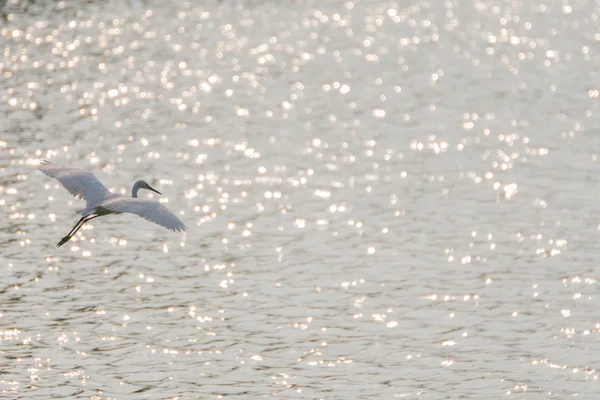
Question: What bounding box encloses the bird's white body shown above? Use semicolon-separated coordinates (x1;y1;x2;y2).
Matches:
38;160;186;247
90;195;186;232
74;193;117;215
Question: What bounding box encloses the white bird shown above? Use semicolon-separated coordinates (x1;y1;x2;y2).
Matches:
38;160;186;247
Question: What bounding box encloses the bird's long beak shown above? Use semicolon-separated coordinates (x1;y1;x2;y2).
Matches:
148;185;162;195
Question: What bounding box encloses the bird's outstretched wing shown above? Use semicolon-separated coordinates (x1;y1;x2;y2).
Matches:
99;198;187;232
38;160;111;208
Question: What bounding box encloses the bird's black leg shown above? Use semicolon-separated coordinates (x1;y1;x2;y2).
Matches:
57;215;99;248
57;216;85;247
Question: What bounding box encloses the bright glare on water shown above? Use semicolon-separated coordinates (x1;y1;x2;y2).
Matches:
1;0;600;398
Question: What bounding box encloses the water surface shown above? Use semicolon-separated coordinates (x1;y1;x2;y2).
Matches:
1;0;600;398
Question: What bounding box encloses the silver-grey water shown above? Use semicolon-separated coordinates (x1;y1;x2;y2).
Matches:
1;0;600;398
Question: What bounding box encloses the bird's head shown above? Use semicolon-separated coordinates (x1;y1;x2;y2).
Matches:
139;180;162;195
132;180;162;198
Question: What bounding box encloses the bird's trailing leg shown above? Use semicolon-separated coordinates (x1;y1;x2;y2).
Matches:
57;214;99;248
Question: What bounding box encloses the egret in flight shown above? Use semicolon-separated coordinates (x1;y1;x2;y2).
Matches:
38;160;186;247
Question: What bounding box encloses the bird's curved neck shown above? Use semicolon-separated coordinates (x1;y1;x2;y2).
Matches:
132;181;143;198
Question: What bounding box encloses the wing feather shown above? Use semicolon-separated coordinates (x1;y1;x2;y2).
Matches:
38;160;111;208
101;198;187;232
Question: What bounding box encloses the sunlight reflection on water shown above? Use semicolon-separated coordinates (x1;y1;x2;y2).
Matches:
1;0;600;398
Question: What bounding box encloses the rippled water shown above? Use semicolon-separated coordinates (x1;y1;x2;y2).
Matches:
2;0;600;398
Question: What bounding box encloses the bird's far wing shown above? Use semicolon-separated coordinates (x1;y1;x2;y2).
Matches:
100;198;187;232
38;160;111;208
